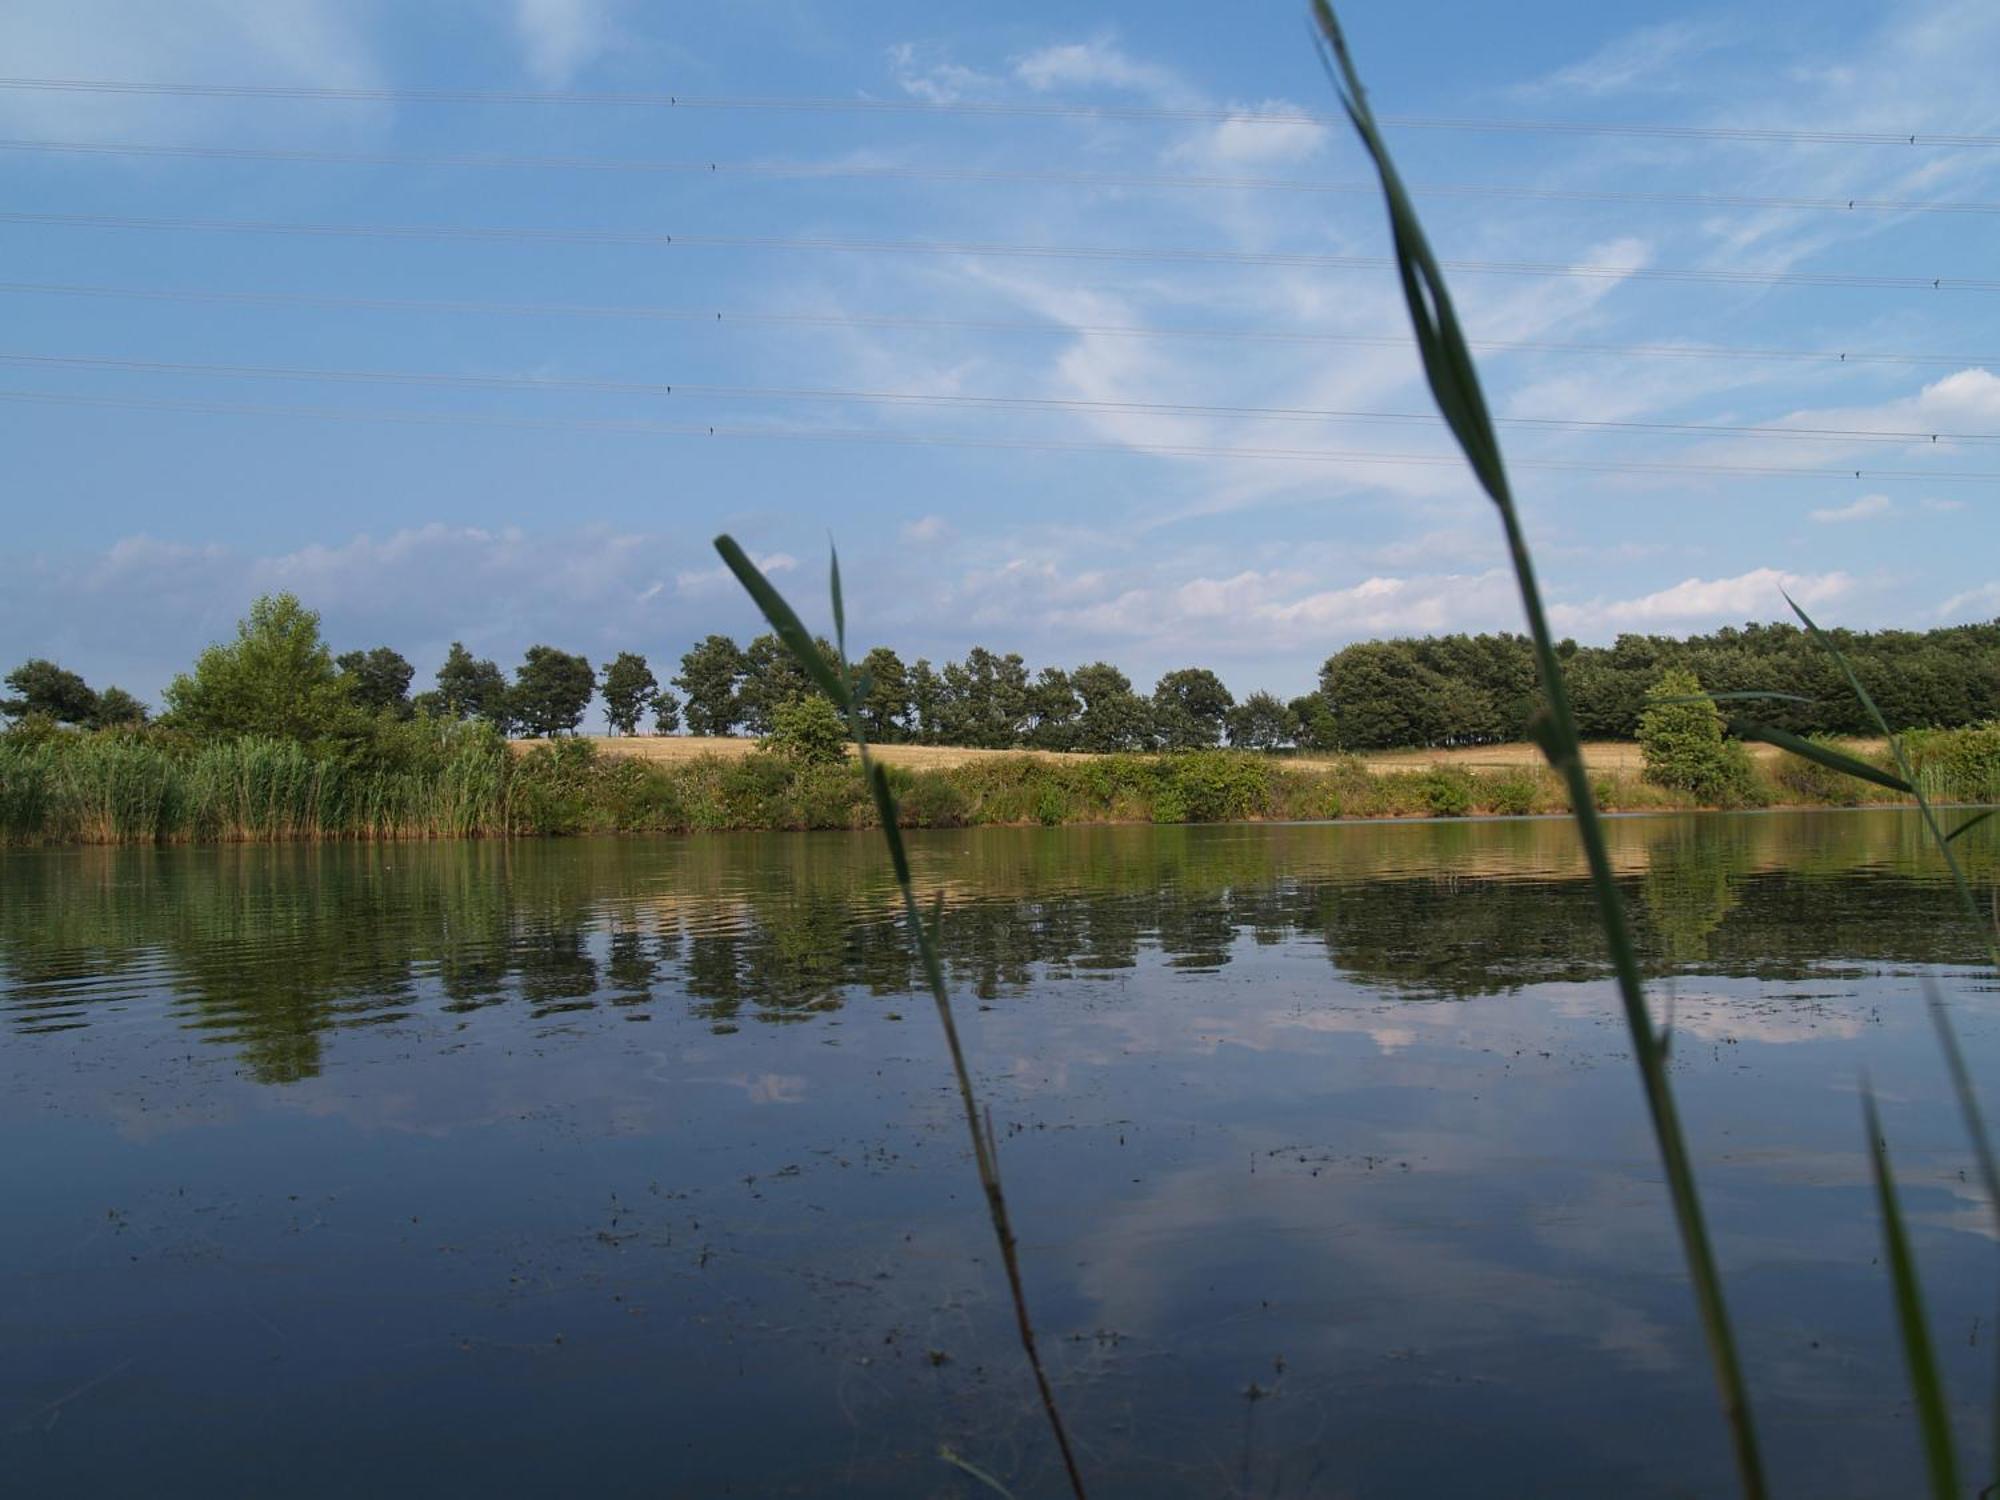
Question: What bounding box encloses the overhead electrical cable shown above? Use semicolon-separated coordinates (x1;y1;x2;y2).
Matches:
1;348;1989;447
0;387;1993;482
0;281;1988;368
2;136;1993;215
2;210;1993;292
0;77;1992;148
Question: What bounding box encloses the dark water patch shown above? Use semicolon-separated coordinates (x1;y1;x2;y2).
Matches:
1;810;1996;1495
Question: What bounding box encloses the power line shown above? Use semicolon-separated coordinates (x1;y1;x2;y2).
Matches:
2;279;1990;368
4;136;1994;216
0;76;1993;148
4;209;1993;291
0;385;1993;482
4;348;1991;447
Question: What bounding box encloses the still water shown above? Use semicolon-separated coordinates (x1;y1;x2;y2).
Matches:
3;811;1997;1497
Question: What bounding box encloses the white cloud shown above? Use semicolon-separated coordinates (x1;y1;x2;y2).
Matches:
1167;100;1328;169
512;0;621;86
1524;20;1731;98
0;0;383;142
1012;38;1185;101
1810;494;1894;524
1939;582;2000;619
0;528;810;704
900;515;952;544
886;42;994;104
674;552;797;595
1553;568;1853;631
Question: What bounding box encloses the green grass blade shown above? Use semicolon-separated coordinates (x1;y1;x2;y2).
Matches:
1726;719;1913;793
714;534;1088;1500
1926;979;2000;1496
939;1446;1019;1498
1781;592;1999;968
1925;984;2000;1226
1864;1082;1962;1500
713;536;850;705
828;540;847;662
1946;809;1996;844
1310;6;1766;1492
1655;692;1817;706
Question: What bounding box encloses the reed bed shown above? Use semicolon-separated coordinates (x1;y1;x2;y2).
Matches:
9;727;1987;846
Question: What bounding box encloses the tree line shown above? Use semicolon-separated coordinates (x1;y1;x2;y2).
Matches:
5;597;1996;750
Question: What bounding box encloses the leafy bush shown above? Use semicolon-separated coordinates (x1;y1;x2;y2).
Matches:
1163;751;1272;822
1419;768;1473;818
1638;669;1760;806
897;770;970;827
1904;723;2000;803
1486;773;1541;817
1768;740;1868;806
761;695;850;767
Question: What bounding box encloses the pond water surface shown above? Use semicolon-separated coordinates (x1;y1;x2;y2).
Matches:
3;811;1998;1497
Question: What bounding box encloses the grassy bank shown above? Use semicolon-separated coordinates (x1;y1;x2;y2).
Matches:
3;720;1996;845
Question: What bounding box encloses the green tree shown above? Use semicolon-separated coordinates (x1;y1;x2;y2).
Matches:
939;647;1031;748
674;634;746;737
89;685;150;729
425;642;512;731
857;646;912;741
511;646;594;737
1226;690;1296;750
1637;667;1755;803
1027;667;1080;750
336;647;415;718
1073;662;1154;752
761;693;848;766
1319;641;1453;750
908;658;944;743
650;687;682;735
165;594;353;740
2;659;99;725
1288;692;1341;752
1153;667;1234;749
600;652;659;736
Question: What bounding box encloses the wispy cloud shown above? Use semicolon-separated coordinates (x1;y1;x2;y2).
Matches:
1810;494;1894;524
886;41;995;104
0;0;384;141
1939;581;2000;618
1521;20;1733;98
1552;568;1854;631
512;0;622;86
1012;37;1187;102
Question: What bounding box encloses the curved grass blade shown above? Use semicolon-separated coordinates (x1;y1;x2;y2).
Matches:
940;1446;1019;1498
1655;692;1817;707
715;534;1089;1500
1947;809;1996;844
1725;719;1912;793
1310;5;1766;1491
1864;1082;1963;1499
1780;592;1998;969
714;537;850;705
1927;979;2000;1495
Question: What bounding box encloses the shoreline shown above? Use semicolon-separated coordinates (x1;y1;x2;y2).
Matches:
5;731;1985;847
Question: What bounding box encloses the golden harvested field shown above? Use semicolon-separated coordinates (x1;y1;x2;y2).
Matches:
532;735;1887;776
530;736;1095;772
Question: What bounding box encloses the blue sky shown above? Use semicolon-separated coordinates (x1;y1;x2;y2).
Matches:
2;0;1996;710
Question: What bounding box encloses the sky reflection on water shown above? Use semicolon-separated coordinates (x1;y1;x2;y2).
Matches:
2;811;1996;1496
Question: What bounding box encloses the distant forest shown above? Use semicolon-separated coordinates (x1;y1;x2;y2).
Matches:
7;609;1997;753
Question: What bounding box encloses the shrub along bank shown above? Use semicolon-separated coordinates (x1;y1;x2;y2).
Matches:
4;720;1997;845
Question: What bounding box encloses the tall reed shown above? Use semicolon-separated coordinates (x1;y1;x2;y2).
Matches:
1307;6;1766;1489
1729;600;2000;1493
714;537;1088;1497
